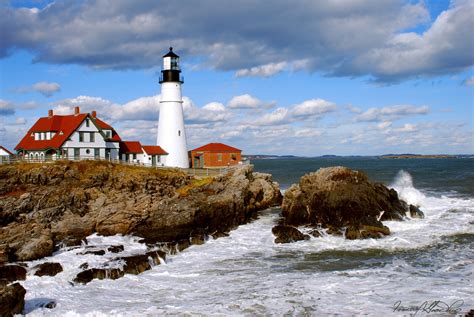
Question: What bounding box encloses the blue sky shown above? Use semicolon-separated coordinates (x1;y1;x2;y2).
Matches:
0;0;473;156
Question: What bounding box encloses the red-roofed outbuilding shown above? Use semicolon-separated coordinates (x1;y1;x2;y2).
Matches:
190;142;242;168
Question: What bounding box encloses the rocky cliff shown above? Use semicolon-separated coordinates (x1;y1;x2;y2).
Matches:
0;161;282;263
275;166;423;242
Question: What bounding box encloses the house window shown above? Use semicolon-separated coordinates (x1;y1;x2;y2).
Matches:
90;132;95;143
86;149;90;154
231;154;237;160
133;154;137;160
86;119;90;127
79;132;84;142
178;130;181;136
217;153;222;161
105;131;111;138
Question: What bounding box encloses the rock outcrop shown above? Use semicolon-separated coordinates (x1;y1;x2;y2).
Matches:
278;166;421;240
0;265;27;283
0;161;281;263
272;225;310;243
34;262;63;277
0;282;25;317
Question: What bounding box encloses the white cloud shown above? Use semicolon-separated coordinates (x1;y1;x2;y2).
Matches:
202;102;225;112
255;107;289;126
235;62;287;78
347;1;474;81
227;94;275;109
377;121;392;129
291;99;337;117
294;128;322;138
32;82;61;97
394;123;418;132
355;104;429;122
0;99;15;116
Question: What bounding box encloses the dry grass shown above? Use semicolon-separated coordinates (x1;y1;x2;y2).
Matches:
177;177;213;197
4;160;187;179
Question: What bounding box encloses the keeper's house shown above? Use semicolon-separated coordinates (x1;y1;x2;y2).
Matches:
190;143;242;168
15;107;121;160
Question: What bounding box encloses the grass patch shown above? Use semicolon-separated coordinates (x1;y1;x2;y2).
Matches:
177;177;214;197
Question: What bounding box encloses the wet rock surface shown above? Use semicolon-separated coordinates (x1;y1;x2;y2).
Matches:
0;282;26;317
73;250;166;284
0;264;27;283
272;225;310;243
278;166;421;240
34;262;63;277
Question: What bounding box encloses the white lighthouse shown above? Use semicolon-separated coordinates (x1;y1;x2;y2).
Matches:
156;47;189;168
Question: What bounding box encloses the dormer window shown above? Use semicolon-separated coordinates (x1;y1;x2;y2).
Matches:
59;131;64;135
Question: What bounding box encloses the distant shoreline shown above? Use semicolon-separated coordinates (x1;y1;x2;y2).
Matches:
244;154;471;160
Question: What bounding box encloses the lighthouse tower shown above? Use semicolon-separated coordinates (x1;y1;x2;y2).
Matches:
157;47;188;168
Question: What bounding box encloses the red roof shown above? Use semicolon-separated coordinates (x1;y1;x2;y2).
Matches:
95;117;121;142
192;143;241;153
120;141;143;154
0;145;13;155
15;112;121;151
142;145;168;155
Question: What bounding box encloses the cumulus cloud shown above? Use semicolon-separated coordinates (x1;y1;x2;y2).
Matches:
291;99;337;118
342;1;474;82
235;62;287;78
183;98;232;124
255;107;289;126
355;104;429;122
0;99;15;116
1;1;471;81
227;94;275;109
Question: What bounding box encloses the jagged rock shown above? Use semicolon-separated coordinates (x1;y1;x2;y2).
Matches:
15;232;54;261
210;231;229;239
79;262;89;270
0;265;27;282
308;229;321;238
74;268;124;284
107;245;124;253
272;225;310;244
409;204;424;219
0;282;26;317
145;250;166;265
120;255;152;275
280;166;415;240
0;245;10;264
34;262;63;277
80;249;106;256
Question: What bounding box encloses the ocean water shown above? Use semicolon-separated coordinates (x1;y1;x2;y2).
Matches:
20;157;474;316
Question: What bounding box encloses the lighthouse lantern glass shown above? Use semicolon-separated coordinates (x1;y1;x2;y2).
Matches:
171;57;179;70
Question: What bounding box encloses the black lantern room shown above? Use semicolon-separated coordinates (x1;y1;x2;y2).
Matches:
160;47;183;83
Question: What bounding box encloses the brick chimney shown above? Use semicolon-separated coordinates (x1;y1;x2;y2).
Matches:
91;111;97;118
74;106;80;115
48;109;53;118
